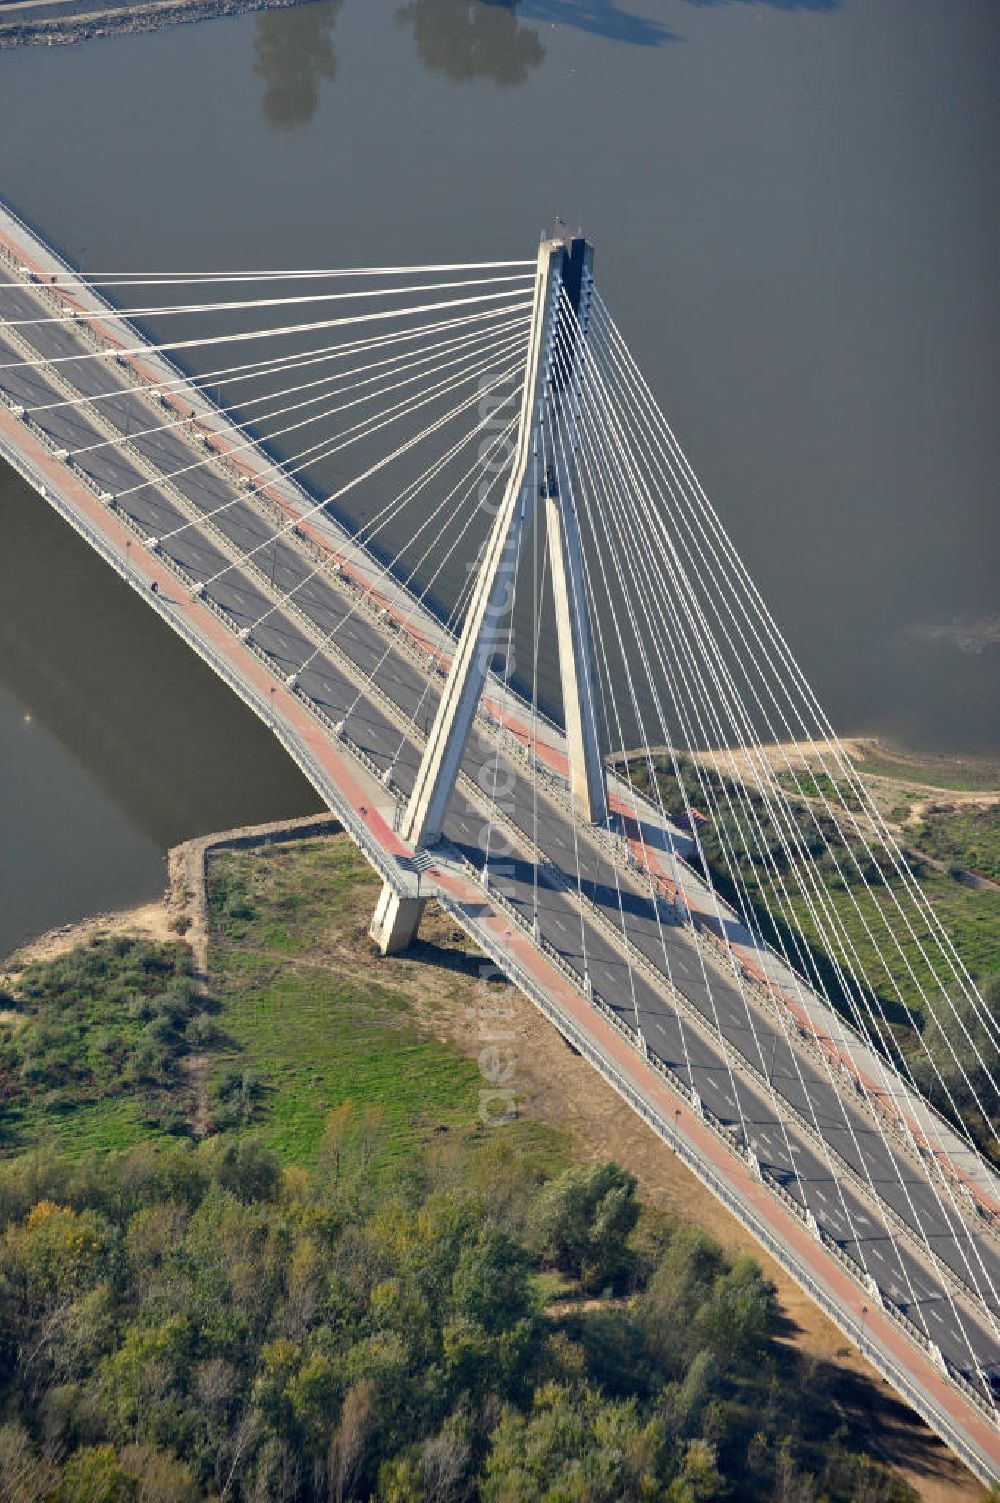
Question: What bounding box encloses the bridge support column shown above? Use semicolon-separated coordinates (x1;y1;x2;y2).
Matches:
370;883;426;956
543;239;607;826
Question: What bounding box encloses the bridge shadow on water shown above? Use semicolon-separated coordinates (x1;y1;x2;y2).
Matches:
501;0;675;46
683;0;838;11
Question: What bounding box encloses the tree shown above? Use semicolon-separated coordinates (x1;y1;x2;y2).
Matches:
47;1445;135;1503
419;1422;471;1503
449;1229;533;1330
0;1421;54;1503
482;1383;667;1503
528;1162;638;1290
638;1226;723;1371
666;1439;725;1503
329;1381;373;1503
694;1255;777;1370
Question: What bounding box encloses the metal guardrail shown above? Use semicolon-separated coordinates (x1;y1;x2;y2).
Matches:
4;207;993;1237
0;412;410;899
3;215;998;1446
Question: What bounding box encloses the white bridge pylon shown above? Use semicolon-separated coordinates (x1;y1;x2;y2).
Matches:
371;235;608;954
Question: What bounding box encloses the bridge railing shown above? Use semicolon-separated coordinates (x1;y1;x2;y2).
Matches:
439;838;1000;1434
0;412;412;901
436;887;998;1482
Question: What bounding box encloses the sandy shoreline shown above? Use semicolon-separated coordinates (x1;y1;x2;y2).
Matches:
0;0;300;48
0;896;175;977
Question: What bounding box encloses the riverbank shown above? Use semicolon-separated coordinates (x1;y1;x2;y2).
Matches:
0;0;302;48
0;816;985;1500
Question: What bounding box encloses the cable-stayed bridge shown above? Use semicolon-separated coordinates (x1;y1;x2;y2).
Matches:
1;202;999;1482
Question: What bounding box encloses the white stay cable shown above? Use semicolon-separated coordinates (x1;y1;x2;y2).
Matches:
577;308;980;1232
590;299;1000;1142
581;340;1000;1345
236;340;529;639
538;412;594;993
21;301;533;418
112;319;528;508
588;296;1000;1102
544;377;661;1049
4;272;535;328
0;288;535;374
566;327;1000;1360
304;402;519;686
61;316;527;464
546;321;757;1159
477;460;527;893
576;303;1000;1349
322;409;519;762
593;295;1000;1069
23;259;535;290
555;314;829;1229
376;417;523;778
547;348;716;1102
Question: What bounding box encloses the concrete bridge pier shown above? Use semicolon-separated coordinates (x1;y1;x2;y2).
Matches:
370;883;427;955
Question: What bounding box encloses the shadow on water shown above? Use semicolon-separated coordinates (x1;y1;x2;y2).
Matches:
684;0;838;11
394;0;546;87
511;0;674;45
253;0;345;130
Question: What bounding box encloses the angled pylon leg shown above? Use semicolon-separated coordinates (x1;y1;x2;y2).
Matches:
544;470;608;825
398;237;566;850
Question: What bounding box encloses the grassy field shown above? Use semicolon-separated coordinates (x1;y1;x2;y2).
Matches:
906;801;1000;884
205;836;564;1169
776;873;1000;1032
0;935;215;1159
0;837;564;1173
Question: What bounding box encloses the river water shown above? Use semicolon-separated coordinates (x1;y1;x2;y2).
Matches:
1;0;998;953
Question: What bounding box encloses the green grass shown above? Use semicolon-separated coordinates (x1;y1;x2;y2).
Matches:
774;769;862;810
0;935;214;1159
777;873;1000;1022
2;836;562;1171
851;745;1000;793
205;837;559;1169
210;963;483;1165
907;800;1000;882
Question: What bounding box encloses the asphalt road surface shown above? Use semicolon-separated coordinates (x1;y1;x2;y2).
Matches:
2;269;998;1390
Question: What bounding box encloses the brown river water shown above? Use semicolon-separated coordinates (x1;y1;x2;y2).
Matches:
1;0;998;952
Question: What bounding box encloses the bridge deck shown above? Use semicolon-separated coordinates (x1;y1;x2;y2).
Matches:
1;203;997;1480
